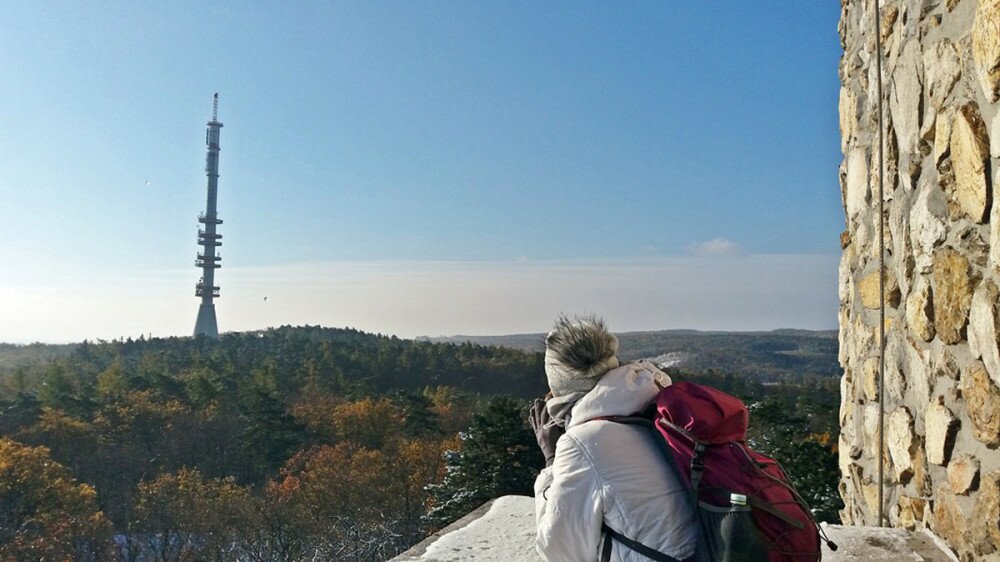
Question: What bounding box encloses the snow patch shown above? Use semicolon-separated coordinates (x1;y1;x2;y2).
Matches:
645;351;690;369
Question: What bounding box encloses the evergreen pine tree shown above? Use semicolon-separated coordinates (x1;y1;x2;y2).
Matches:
239;370;305;481
424;395;542;527
393;391;443;438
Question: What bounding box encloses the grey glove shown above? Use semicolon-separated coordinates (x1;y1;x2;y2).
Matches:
529;398;563;467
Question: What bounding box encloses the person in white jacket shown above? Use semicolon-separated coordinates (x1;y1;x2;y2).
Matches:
530;315;699;562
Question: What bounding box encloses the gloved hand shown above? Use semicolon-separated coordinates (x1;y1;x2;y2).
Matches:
529;397;564;467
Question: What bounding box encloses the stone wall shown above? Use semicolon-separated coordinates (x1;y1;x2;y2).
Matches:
838;0;1000;558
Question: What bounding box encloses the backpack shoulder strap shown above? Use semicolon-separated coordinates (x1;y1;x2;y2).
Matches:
601;523;687;562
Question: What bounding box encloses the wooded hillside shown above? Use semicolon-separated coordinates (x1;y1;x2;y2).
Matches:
0;326;840;560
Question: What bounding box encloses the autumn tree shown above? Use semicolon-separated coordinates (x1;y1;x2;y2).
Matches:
423;385;476;435
238;477;315;562
255;435;453;561
0;438;111;561
91;391;190;524
17;408;100;478
330;397;396;449
290;394;345;444
128;468;251;562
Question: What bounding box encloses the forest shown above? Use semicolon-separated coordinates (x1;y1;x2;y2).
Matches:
0;326;840;561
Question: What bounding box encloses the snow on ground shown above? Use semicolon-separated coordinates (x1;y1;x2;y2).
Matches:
392;496;541;561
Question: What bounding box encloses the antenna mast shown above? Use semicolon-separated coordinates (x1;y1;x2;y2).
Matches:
194;93;224;338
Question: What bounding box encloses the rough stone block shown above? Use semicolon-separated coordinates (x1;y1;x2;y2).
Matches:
887;408;916;482
948;103;990;223
909;180;948;274
863;357;880;401
905;280;935;342
840;86;859;154
969;280;1000;387
846;148;869;220
932;248;975;344
961;361;1000;447
860;269;901;310
891;41;923;154
925;399;959;466
924;39;961;113
973;0;1000;102
913;443;931;497
968;471;1000;557
993;168;1000;272
931;484;967;551
947;455;980;495
897;496;927;531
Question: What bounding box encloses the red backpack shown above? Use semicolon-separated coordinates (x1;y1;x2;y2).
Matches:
598;381;836;562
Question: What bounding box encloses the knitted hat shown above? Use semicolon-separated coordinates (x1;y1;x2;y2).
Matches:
544;315;620;397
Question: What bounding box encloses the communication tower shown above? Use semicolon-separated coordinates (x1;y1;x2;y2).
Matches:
194;93;223;338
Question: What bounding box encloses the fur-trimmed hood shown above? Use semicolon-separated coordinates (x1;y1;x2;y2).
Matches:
566;361;672;429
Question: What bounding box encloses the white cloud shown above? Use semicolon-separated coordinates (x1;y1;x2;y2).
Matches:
690;237;742;257
0;254;839;342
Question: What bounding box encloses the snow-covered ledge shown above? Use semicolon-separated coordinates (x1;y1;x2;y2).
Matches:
391;496;957;562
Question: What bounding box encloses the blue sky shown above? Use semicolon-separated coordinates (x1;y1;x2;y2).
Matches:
0;2;844;342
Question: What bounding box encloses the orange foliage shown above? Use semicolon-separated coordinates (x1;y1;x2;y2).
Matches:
0;438;111;560
289;394;345;443
331;397;397;449
131;468;251;561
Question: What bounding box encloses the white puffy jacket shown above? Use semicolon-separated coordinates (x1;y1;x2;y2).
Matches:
534;362;698;562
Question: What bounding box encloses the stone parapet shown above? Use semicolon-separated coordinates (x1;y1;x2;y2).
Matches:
391;496;954;561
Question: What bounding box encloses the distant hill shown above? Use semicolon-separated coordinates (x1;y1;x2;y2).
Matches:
2;327;840;386
427;329;840;381
1;326;548;399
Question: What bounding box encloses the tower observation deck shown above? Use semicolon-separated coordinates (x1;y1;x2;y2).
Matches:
194;93;223;338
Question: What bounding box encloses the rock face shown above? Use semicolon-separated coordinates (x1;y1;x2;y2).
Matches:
896;496;926;530
839;4;1000;558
